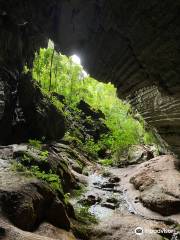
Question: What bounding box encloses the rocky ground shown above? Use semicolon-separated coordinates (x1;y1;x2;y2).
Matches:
0;87;179;239
71;154;180;240
0;142;93;240
0;142;180;240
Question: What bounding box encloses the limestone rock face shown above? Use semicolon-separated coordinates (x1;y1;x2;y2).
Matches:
57;0;180;156
18;74;65;141
0;181;70;231
130;155;180;216
0;146;71;231
64;99;109;143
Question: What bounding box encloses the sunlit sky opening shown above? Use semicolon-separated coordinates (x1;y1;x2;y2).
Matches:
71;54;81;65
71;54;88;77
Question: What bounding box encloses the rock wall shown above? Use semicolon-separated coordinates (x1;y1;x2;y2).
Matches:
57;0;180;156
128;86;180;154
0;0;63;143
0;0;180;155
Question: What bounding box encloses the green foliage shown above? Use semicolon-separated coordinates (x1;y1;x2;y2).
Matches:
12;144;62;192
98;158;113;166
81;138;101;159
30;166;62;192
39;150;49;161
32;47;158;157
75;206;98;224
11;162;27;172
72;184;86;198
12;161;63;192
64;193;71;205
28;139;42;150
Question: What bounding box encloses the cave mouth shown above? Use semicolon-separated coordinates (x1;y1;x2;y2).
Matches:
20;45;159;154
0;40;160;153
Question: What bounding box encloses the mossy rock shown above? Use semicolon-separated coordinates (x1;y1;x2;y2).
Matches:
18;73;65;141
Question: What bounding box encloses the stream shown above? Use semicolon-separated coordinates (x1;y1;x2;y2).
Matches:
71;165;180;240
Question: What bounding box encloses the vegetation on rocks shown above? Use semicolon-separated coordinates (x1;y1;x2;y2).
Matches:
12;145;63;193
30;46;158;163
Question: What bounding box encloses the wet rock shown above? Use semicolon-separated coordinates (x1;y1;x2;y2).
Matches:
109;176;120;183
93;181;101;186
101;202;117;210
134;196;139;203
93;180;121;193
71;163;82;174
106;197;119;205
101;182;117;189
0;146;15;160
101;197;120;209
12;144;28;158
79;194;101;206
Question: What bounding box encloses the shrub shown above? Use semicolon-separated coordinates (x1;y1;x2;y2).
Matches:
28;139;42;150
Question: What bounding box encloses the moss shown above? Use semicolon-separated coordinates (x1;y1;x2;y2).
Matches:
99;158;113;166
74;206;98;224
13;162;63;193
175;224;180;231
41;88;64;113
63;132;83;145
28;139;42;150
72;184;86;198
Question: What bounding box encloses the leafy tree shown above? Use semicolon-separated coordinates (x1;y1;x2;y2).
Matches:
32;47;157;156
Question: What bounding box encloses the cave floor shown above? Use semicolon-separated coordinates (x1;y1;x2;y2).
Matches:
71;155;180;240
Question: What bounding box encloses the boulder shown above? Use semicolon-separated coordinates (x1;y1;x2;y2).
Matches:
0;145;74;232
18;74;65;141
0;181;70;231
78;193;101;206
12;144;76;192
77;100;105;120
101;202;117;210
116;145;158;167
46;198;70;230
130;155;180;216
0;220;76;240
63;99;109;143
109;176;120;183
140;185;180;216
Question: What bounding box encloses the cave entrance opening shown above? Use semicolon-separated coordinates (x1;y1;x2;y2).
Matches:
29;45;159;159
